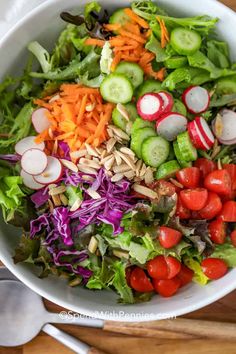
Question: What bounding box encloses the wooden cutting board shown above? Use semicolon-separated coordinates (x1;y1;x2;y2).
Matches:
1;1;236;353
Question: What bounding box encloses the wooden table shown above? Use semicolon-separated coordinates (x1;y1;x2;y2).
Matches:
1;0;236;353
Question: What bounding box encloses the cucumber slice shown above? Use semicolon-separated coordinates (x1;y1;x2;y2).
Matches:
155;160;181;180
170;28;202;56
216;76;236;95
164;56;188;69
115;62;144;89
172;99;187;116
100;73;133;104
137;80;162;98
142;136;170;168
112;103;138;133
131;117;155;135
177;131;197;162
109;9;130;28
173;141;192;167
131;127;156;159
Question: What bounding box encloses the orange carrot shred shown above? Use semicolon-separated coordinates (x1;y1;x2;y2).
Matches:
84;38;105;47
124;8;149;29
77;94;88;125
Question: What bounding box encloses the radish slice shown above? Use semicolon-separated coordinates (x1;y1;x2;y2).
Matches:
188;121;210;150
34;156;63;185
32;108;51;133
212;109;236;145
137;93;164;121
158;91;174;114
156;112;187;141
195;116;214;147
15;136;45;156
20;169;44;190
21;149;48;176
182;86;210;114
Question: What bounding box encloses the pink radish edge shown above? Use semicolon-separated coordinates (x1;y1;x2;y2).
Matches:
137;93;164;121
33;156;63;185
158;91;174;114
20;169;44;190
21;149;48;176
195;116;214;147
156;112;188;141
32;108;51;134
188;121;209;150
15;136;45;156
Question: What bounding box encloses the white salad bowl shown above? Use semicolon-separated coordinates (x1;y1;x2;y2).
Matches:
0;0;236;322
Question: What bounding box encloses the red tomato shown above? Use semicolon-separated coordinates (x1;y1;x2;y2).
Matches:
180;188;208;211
191;210;203;220
208;219;226;244
230;230;236;247
201;258;228;280
204;169;232;196
199;192;222;220
177;264;194;287
176;197;191;219
219;201;236;222
194;158;216;179
223;164;236;190
153;277;181;297
147;255;181;280
130;267;154;292
176;167;200;188
149;180;177;196
125;266;134;287
159;226;182;248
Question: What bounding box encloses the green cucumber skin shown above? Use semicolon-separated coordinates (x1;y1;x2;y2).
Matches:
172;99;187;116
115;62;144;89
141;136;170;168
112;103;138;133
155;160;181;180
131;127;156;159
164;56;188;69
177;132;197;162
131;117;155;135
100;73;133;104
170;28;202;56
216;76;236;95
136;80;162;98
109;9;130;27
173;141;192;167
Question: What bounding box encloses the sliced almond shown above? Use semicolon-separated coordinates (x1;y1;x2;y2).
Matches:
48;199;54;213
60;194;68;206
100;150;108;159
77;165;97;175
107;128;114;138
113;150;122;166
85;154;92;160
132;184;158;199
169;178;183;189
60;159;78;173
85;103;96;112
69;278;82;287
214;113;223;138
88;236;99;254
109;125;129;141
104;156;115;171
85;143;99;157
95;147;103;155
52;139;58;155
124;170;135;180
135;160;142;176
139;163;147;177
79;158;100;169
117;103;129;121
48;183;57;190
116;151;136;170
51;194;61;207
70;198;82;212
119;147;135;158
113;164;131;173
106;138;117;153
48;127;54;139
49;186;67;196
126;121;133;136
111;173;124;182
70;149;87;160
49;94;60;103
101;154;113;164
86;188;101;199
144;168;154;185
81;175;95;182
92;157;100;164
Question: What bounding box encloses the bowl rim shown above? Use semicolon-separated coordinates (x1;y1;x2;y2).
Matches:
1;0;236;321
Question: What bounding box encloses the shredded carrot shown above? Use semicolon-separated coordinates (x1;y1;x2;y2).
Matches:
84;38;105;47
118;29;146;44
77;94;87;125
111;52;122;71
103;23;121;31
156;16;169;48
124;8;149;29
123;22;140;35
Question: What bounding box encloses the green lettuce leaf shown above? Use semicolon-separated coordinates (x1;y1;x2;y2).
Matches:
183;256;208;285
211;242;236;267
84;1;102;28
112;261;134;304
13;233;40;264
28;41;52;73
207;40;230;69
145;33;169;62
65;185;83;207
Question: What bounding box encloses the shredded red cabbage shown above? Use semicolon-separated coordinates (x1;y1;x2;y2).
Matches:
0;154;21;163
57;141;71;160
31;188;49;207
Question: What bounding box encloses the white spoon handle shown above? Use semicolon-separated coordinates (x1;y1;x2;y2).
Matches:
42;323;90;354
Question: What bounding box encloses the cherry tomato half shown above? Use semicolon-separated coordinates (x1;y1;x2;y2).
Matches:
177;264;194;287
176;197;191;219
204;169;232;196
147;255;181;280
201;258;228;280
219;201;236;222
194;158;216;179
159;226;182;248
208;219;226;244
223;164;236;190
130;267;154;292
149;180;177;196
199;192;222;220
153;277;181;297
180;188;208;211
176;167;200;189
230;230;236;247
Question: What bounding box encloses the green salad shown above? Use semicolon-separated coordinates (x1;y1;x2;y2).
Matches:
0;1;236;304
